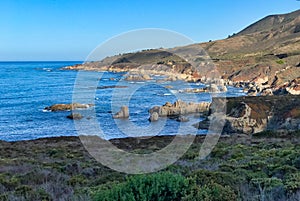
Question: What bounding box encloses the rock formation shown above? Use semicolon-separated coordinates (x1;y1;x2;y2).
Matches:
149;112;159;122
124;73;151;81
45;103;94;112
113;106;129;119
222;102;269;134
149;100;210;117
286;78;300;95
194;95;300;134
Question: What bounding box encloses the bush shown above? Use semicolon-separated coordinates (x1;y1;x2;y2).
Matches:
276;59;285;64
183;182;237;201
188;170;238;189
284;173;300;194
92;172;188;201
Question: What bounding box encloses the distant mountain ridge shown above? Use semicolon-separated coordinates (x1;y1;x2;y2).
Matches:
237;9;300;36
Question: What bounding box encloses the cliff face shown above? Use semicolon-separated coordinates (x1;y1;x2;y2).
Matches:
221;95;300;134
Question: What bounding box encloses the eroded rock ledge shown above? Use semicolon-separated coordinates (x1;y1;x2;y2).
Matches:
149;100;210;117
194;95;300;134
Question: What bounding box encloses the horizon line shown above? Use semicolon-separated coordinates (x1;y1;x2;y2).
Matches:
0;60;84;62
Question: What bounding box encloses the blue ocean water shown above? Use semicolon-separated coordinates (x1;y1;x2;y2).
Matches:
0;62;245;141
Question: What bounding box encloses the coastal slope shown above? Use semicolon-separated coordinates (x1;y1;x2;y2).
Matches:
64;9;300;95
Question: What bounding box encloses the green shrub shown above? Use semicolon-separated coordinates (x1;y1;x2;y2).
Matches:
92;172;188;201
271;165;298;179
68;175;88;186
183;182;237;201
15;185;33;196
210;147;230;159
15;186;52;201
188;170;239;191
292;156;300;169
284;173;300;193
244;160;268;171
0;174;20;190
276;59;285;64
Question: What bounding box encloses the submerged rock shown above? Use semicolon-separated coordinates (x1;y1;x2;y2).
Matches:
113;106;129;119
182;88;208;93
97;85;128;89
67;113;83;120
176;116;189;122
193;118;210;129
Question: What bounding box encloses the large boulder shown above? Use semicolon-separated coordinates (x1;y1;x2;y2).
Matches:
149;112;159;122
113;106;129;119
45;103;94;112
208;84;220;93
286;78;300;95
261;88;273;96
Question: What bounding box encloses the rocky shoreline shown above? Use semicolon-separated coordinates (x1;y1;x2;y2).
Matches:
58;9;300;136
63;62;300;96
44;95;300;136
60;60;300;135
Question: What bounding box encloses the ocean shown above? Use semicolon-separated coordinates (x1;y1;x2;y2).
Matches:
0;61;245;141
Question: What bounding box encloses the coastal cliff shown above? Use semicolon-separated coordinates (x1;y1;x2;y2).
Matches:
193;95;300;135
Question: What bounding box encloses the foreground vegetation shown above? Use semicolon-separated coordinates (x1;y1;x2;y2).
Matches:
0;131;299;200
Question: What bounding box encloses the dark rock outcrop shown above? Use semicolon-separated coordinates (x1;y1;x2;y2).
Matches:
97;86;128;89
223;102;269;134
67;113;83;120
193;118;210;129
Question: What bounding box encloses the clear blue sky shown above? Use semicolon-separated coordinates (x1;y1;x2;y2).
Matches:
1;0;299;61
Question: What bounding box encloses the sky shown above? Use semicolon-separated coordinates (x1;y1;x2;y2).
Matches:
0;0;299;61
